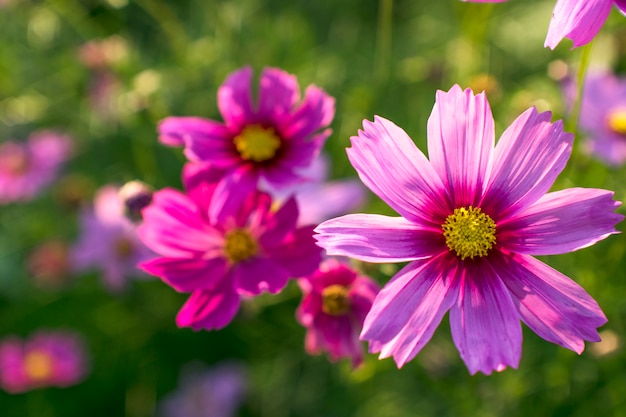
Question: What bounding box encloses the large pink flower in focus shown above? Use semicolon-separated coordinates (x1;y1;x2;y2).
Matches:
315;85;623;375
138;163;322;330
0;131;72;204
462;0;626;49
158;66;335;188
297;258;379;367
0;330;89;393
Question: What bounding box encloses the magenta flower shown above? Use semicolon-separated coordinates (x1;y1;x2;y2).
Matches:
297;258;379;367
262;154;368;226
0;131;72;204
158;361;247;417
138;163;322;331
461;0;626;49
0;330;88;393
158;66;335;188
70;185;153;292
565;71;626;165
315;85;623;375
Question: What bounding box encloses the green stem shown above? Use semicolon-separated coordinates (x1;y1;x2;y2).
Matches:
375;0;393;83
567;41;593;136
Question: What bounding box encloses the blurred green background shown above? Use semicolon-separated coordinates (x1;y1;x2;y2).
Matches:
1;0;626;416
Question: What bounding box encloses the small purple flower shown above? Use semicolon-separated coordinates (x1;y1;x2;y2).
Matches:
158;66;335;189
0;131;72;204
297;258;379;367
566;71;626;165
70;185;153;292
315;85;623;375
158;361;247;417
138;163;322;331
0;330;88;393
462;0;626;49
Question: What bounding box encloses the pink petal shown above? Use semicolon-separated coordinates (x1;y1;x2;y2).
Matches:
207;167;257;226
233;258;290;296
295;178;367;226
348;116;449;225
427;85;494;207
616;0;626;13
181;162;224;216
139;189;223;257
157;116;232;149
493;252;607;353
481;108;573;220
545;0;613;49
257;196;299;248
176;284;240;331
265;225;322;277
281;85;335;140
498;188;623;255
315;214;444;263
449;261;522;375
139;256;228;292
316;314;363;367
257;67;300;122
217;66;255;130
361;255;459;368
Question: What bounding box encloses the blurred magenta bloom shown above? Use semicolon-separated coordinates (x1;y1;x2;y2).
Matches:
158;361;247;417
262;154;368;226
315;85;623;375
71;185;153;292
565;71;626;165
158;66;335;189
0;330;88;393
297;258;379;367
0;131;72;204
462;0;626;49
138;163;322;330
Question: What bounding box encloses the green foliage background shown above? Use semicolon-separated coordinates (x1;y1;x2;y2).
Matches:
1;0;626;416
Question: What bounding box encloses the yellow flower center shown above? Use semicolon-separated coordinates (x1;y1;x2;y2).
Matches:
233;125;281;162
23;351;53;381
321;284;351;316
224;229;258;263
442;206;496;260
607;109;626;136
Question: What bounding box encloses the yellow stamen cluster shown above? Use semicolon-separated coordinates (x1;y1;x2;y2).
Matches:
23;351;53;381
321;284;351;316
224;229;258;263
233;125;281;162
442;206;496;260
608;109;626;136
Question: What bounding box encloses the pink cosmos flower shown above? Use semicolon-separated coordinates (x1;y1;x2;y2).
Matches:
158;361;247;417
138;163;322;331
296;258;379;367
565;71;626;165
0;330;88;393
158;66;335;188
462;0;626;49
315;85;623;375
70;185;153;292
262;154;368;226
0;131;72;204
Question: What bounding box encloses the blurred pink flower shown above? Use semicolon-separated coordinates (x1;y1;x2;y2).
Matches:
70;185;153;292
316;85;623;374
297;258;379;367
158;66;335;189
262;154;367;226
138;163;322;331
462;0;626;49
565;71;626;165
158;361;247;417
0;131;72;204
0;330;88;393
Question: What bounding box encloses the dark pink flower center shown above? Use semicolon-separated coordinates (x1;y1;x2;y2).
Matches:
23;350;54;381
233;125;281;162
321;284;351;316
442;206;496;260
224;229;258;263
